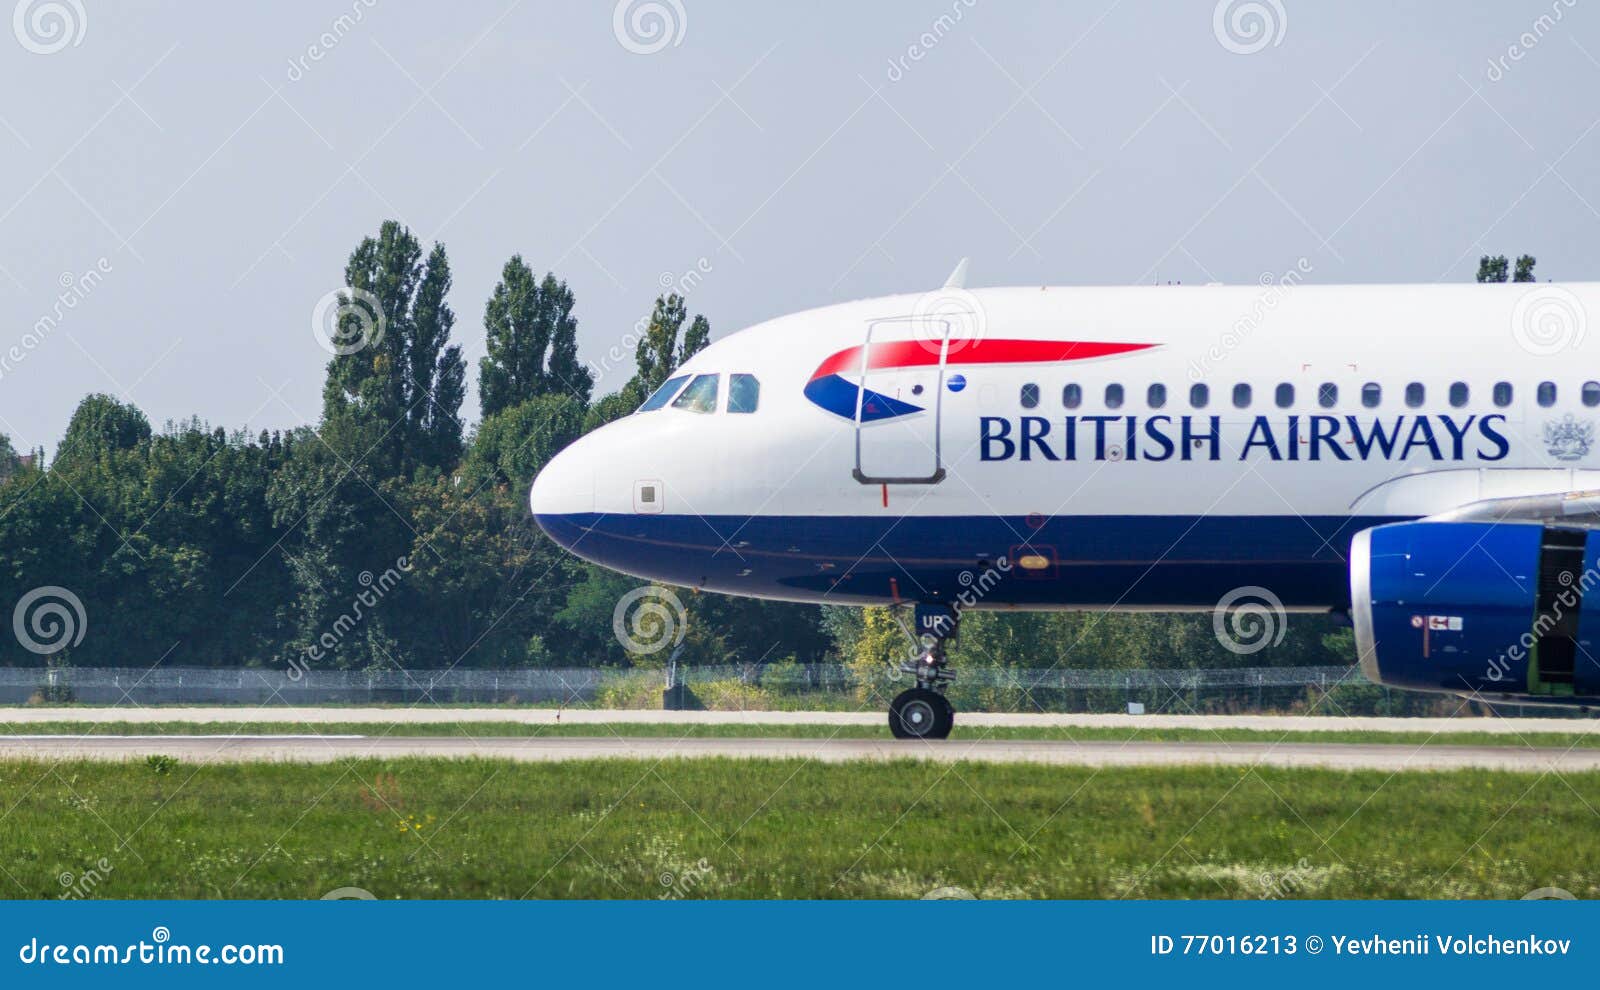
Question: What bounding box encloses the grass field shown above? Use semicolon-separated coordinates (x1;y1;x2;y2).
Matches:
1;756;1595;899
7;719;1600;750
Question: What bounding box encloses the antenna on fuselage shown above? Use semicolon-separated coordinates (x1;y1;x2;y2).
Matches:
943;257;969;290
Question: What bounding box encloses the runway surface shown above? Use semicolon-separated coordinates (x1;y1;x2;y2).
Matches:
3;734;1598;772
4;707;1598;734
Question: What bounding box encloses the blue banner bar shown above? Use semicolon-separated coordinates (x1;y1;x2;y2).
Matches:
2;900;1591;986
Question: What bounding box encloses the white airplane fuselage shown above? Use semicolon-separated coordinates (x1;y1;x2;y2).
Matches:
535;280;1600;714
532;281;1600;617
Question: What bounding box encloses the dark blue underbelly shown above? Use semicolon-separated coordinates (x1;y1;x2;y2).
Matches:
535;513;1407;609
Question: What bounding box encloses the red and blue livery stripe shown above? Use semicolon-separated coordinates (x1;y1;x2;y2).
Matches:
803;338;1158;420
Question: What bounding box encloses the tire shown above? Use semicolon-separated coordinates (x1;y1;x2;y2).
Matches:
889;688;954;740
935;693;955;738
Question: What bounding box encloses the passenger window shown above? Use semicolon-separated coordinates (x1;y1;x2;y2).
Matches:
1190;383;1209;408
728;373;760;413
1274;383;1293;409
1232;384;1251;409
1449;382;1468;408
1318;383;1337;408
1147;383;1166;408
1062;383;1082;409
1405;382;1424;408
1493;382;1512;407
1105;384;1124;409
1020;384;1040;409
671;373;719;413
1537;381;1557;408
1584;382;1600;407
638;374;690;412
1361;383;1381;408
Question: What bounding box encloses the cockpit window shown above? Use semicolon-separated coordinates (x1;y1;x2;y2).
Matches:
728;374;760;413
638;374;689;412
672;373;719;413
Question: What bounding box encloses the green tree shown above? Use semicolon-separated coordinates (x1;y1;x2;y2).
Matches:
582;388;644;433
581;388;643;433
410;244;467;471
53;394;151;472
0;409;298;671
479;259;593;415
0;433;19;481
463;394;587;492
580;293;712;433
1476;255;1509;283
321;221;465;477
633;293;711;395
271;222;468;675
1513;254;1537;282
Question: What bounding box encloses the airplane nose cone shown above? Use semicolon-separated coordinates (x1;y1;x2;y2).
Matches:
529;445;594;546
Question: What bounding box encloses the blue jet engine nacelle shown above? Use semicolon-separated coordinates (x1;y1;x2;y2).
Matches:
1352;520;1600;705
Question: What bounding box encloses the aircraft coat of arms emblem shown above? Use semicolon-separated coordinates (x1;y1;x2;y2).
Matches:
1543;414;1594;462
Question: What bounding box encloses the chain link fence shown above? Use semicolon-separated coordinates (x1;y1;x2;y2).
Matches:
0;663;1386;713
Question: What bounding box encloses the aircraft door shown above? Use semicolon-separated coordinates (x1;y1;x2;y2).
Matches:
853;317;948;485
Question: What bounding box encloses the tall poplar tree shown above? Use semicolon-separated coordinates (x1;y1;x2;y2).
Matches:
321;221;465;476
478;257;593;414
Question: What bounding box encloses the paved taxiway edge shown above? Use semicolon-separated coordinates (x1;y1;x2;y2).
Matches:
4;707;1599;734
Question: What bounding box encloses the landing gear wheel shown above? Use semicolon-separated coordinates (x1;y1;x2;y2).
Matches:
889;688;954;740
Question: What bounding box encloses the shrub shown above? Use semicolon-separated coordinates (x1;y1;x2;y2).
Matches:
595;670;664;709
759;657;808;695
691;678;774;711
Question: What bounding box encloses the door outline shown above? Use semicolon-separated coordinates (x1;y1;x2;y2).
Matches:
852;317;948;485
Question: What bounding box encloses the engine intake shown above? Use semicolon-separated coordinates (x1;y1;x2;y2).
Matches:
1351;520;1600;704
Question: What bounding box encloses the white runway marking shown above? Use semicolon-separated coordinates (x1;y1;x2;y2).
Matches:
1;735;1596;772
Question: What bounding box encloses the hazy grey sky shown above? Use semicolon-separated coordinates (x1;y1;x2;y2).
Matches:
2;0;1596;449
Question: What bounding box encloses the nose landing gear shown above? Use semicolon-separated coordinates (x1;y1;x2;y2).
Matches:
889;684;953;740
888;604;958;740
